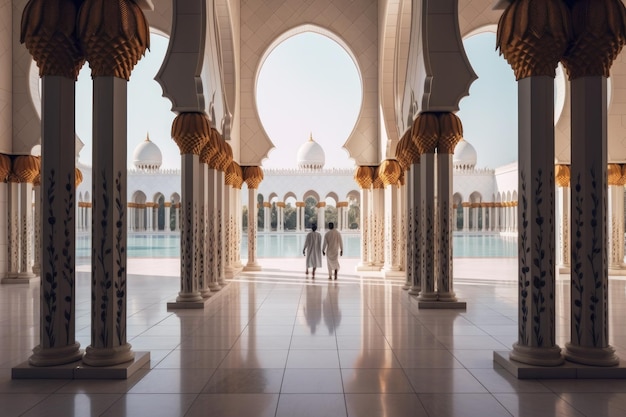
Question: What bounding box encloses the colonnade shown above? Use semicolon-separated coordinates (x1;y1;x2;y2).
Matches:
168;114;244;306
8;0;153;377
454;201;518;232
260;199;352;232
77;201;182;232
494;0;626;371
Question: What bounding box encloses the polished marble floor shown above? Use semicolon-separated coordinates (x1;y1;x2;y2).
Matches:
2;257;626;416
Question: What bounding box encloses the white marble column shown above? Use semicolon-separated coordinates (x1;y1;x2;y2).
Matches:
565;75;618;366
169;113;210;307
418;151;437;301
245;187;261;270
608;177;625;269
6;181;19;279
32;181;41;276
317;203;326;232
296;203;302;232
164;203;171;232
29;74;82;366
263;204;270;232
371;183;384;268
355;167;374;271
408;161;421;295
436;150;458;303
510;76;562;366
83;76;135;366
382;161;402;275
462;204;469;231
216;169;226;285
198;160;210;298
556;174;571;271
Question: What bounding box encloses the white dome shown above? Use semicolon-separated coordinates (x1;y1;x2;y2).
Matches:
453;138;477;170
297;134;325;169
133;134;162;170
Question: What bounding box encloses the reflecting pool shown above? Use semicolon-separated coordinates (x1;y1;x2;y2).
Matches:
77;232;517;259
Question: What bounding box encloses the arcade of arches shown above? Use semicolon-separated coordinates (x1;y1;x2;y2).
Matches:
3;0;626;383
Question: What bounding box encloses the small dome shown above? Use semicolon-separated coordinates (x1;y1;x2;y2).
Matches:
297;134;325;169
453;138;477;170
133;133;162;170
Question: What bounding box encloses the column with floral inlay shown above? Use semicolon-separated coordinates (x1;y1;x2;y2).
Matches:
77;0;149;365
437;112;463;302
171;112;210;304
497;0;569;366
243;166;263;270
17;0;84;365
562;0;626;366
555;164;571;272
607;164;625;269
355;166;374;270
413;112;439;302
380;159;402;275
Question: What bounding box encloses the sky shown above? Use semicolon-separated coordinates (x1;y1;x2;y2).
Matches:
75;31;518;171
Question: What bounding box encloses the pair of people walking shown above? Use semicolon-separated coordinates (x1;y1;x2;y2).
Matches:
302;222;343;279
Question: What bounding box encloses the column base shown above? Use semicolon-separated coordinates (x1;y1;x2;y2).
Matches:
29;343;83;367
509;342;564;366
437;291;458;302
167;297;211;309
563;342;620;367
494;350;626;379
417;290;438;302
356;263;379;271
1;274;38;284
208;282;222;291
82;343;135;367
608;265;626;275
199;288;213;298
14;351;151;380
418;299;466;309
225;266;243;278
407;286;421;296
244;263;262;271
383;268;404;278
175;291;203;303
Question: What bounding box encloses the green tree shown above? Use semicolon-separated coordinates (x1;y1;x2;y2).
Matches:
348;202;360;229
257;193;264;230
284;204;296;230
325;205;337;227
304;196;318;228
242;205;248;230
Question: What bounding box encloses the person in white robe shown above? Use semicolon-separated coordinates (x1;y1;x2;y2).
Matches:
323;222;343;280
303;223;322;278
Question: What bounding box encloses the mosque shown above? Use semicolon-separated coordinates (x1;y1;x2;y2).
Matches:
2;1;626;412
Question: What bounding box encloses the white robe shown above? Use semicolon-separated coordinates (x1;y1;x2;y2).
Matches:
303;231;322;268
323;229;343;271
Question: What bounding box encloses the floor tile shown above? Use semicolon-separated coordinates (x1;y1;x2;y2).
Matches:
338;348;399;368
418;393;512;417
100;393;197;417
341;368;413;393
20;393;122;417
275;393;347;417
185;393;279;417
405;368;488;393
281;368;343;393
494;393;587;417
345;393;429;417
286;349;340;368
203;368;284;393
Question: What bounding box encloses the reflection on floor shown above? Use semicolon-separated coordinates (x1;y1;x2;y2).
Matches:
2;258;626;416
